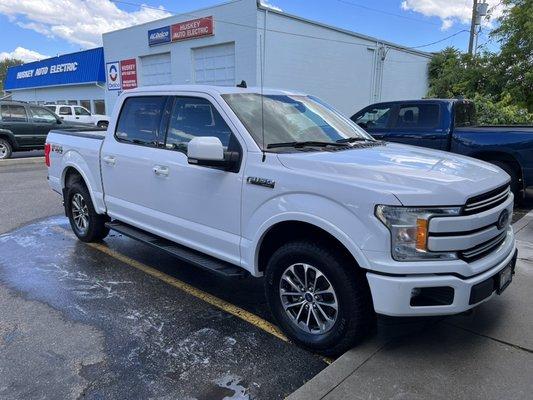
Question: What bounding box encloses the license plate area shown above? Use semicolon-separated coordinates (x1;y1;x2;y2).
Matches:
469;250;517;304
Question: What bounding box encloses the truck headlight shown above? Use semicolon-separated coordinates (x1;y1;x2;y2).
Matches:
375;205;461;261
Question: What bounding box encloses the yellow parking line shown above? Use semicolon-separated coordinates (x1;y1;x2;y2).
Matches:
54;225;333;364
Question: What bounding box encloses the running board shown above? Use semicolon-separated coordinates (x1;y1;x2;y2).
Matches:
105;220;249;279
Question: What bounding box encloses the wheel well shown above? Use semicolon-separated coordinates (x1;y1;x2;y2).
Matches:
63;167;85;189
0;134;14;146
257;221;357;274
471;151;522;185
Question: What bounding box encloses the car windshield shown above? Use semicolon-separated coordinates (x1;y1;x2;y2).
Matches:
222;93;374;150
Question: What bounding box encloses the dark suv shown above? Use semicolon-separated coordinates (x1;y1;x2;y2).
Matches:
0;101;92;159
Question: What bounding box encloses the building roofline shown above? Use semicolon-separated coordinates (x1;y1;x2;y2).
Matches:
5;81;105;92
257;2;431;58
6;47;104;70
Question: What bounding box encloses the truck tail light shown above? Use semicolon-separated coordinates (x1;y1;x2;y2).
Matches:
45;143;51;167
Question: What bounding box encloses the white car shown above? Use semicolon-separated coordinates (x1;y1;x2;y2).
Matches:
45;104;110;128
45;85;517;356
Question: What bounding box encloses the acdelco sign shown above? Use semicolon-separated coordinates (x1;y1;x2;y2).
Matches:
148;17;214;46
148;26;171;46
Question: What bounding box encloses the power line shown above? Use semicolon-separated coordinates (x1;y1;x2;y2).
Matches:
109;0;461;52
333;0;441;27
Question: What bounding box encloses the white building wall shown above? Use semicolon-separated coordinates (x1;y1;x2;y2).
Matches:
9;84;106;113
259;9;431;115
380;47;430;103
102;0;259;114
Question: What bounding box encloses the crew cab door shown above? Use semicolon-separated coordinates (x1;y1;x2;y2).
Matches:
101;94;243;265
73;106;94;124
57;106;75;122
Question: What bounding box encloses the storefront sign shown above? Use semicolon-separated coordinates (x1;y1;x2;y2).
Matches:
120;58;137;90
171;16;214;41
148;26;171;46
106;61;121;90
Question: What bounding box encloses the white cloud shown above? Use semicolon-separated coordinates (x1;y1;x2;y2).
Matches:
401;0;506;30
0;0;171;48
0;46;49;62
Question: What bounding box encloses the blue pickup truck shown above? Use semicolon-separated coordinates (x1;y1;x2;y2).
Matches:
351;99;533;197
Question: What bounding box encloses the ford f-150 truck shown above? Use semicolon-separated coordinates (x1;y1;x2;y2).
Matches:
351;99;533;197
46;86;517;356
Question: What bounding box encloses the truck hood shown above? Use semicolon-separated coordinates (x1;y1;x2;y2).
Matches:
277;143;510;206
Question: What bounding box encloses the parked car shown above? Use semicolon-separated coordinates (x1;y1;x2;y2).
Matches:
0;101;93;159
46;86;517;356
44;104;110;128
351;99;533;197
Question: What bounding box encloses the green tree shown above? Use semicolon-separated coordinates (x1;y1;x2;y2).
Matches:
0;58;23;92
490;0;533;111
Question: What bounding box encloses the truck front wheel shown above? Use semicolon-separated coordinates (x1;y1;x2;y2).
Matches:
66;182;109;242
0;138;13;159
265;241;375;356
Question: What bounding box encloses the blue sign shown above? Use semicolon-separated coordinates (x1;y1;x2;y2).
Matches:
148;26;171;46
4;47;105;91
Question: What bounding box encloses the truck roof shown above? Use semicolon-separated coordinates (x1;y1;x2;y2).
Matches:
122;85;309;97
368;98;472;105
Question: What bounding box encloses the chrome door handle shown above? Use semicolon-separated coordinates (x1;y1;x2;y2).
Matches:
153;165;169;176
103;155;116;166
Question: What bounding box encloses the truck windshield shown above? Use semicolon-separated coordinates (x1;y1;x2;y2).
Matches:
222;93;374;150
455;101;477;127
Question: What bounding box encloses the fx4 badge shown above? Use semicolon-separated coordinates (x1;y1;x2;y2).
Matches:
247;176;275;189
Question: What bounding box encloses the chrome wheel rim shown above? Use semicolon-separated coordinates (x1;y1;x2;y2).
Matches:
279;263;338;335
71;193;89;233
0;143;7;158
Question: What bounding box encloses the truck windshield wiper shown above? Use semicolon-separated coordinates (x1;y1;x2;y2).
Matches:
335;137;375;143
267;141;348;149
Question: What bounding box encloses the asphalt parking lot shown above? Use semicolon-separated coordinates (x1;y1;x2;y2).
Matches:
1;157;532;399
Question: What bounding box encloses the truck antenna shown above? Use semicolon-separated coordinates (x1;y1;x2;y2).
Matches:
260;14;267;162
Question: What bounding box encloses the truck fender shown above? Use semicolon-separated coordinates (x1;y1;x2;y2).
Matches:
242;194;373;276
60;151;106;214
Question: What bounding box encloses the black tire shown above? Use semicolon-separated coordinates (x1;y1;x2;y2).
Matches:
490;160;521;199
65;181;109;242
265;241;375;356
0;138;13;160
97;121;108;129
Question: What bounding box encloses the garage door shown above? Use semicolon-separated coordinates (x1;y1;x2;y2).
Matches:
141;53;171;86
193;43;235;86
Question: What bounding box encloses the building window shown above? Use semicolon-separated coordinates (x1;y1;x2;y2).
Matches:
56;100;66;105
80;100;92;113
67;100;78;105
94;100;106;115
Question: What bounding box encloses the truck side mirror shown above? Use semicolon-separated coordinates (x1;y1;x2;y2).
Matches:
187;137;238;171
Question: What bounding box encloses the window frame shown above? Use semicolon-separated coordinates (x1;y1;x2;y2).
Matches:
29;106;58;124
113;95;171;148
1;104;29;123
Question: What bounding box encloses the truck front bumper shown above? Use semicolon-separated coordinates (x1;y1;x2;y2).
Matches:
366;245;518;316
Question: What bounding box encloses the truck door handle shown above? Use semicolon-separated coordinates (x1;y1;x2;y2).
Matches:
153;165;169;176
103;155;116;166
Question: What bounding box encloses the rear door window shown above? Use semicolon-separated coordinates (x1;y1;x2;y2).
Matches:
59;106;72;116
352;105;392;129
165;97;233;153
115;96;167;146
393;104;440;129
1;105;28;122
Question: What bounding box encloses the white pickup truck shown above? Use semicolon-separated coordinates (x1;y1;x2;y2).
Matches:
46;85;517;356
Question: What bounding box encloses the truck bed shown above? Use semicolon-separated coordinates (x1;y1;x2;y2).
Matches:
46;128;107;214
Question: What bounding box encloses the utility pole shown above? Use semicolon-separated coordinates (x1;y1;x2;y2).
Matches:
468;0;478;55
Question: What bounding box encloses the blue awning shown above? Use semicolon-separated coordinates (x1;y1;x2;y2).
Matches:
4;47;105;91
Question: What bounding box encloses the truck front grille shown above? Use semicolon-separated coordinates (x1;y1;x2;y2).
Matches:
463;184;510;215
460;231;507;261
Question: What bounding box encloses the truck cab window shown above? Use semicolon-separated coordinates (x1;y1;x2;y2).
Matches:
59;106;72;116
394;104;439;129
74;107;91;116
352;106;391;129
115;96;167;146
165;97;233;153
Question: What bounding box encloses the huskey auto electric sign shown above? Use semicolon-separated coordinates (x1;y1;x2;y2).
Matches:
148;16;214;46
148;26;171;46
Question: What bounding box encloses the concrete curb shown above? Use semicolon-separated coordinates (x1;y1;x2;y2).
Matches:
287;207;533;400
0;157;45;166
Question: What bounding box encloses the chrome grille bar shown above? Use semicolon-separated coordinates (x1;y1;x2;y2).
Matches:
461;232;507;260
464;186;510;214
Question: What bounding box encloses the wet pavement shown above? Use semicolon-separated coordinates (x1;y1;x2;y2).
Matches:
0;217;327;399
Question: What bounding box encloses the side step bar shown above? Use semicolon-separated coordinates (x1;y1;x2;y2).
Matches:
105;220;249;279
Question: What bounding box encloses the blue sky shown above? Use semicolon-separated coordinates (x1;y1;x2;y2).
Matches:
0;0;502;62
